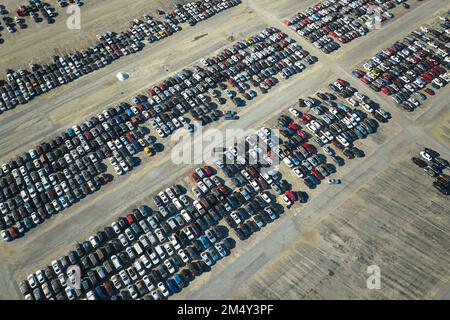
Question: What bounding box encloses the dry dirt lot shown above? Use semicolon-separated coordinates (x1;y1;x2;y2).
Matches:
0;0;449;300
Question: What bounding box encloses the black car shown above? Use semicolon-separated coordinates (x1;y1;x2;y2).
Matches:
235;227;247;240
433;181;449;195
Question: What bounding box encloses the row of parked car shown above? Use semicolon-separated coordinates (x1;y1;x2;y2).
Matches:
200;27;317;105
411;148;450;195
0;0;241;113
20;173;238;300
273;83;383;190
192;154;289;241
353;19;450;111
2;0;60;37
93;27;316;137
0;24;318;241
0;99;166;241
283;0;398;54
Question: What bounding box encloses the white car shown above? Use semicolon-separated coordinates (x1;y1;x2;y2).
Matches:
155;228;166;242
119;270;131;286
172;198;183;210
197;181;209;193
89;235;100;248
201;251;214;266
119;160;130;172
281;195;293;206
250;180;260;192
420;151;433;162
289;107;301;117
230;212;241;225
354;91;367;101
178;249;190;263
169;235;181;250
261;192;272;203
151;290;162;300
51;260;62;275
164;259;176;274
143;275;156;292
111;222;121;234
114;165;123;175
360;102;373;113
214;243;228;257
158;282;170;298
293;167;305;178
158;191;169;204
27;274;38;289
180;209;192;223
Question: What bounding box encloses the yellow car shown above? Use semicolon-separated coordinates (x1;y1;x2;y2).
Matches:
138;139;146;147
158;30;167;37
245;37;254;45
144;147;155;156
369;68;380;77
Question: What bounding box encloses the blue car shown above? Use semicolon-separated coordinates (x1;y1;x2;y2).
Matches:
166;279;180;294
173;274;185;288
208;248;221;262
290;155;300;166
130;223;143;236
125;109;133;118
198;235;211;250
66;128;75;138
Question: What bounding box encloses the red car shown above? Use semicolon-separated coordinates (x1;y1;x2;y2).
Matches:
424;88;435;95
380;87;391;95
188;171;200;183
337;78;347;87
102;174;113;184
202;165;213;176
285;190;297;202
311;168;324;180
125;214;135;225
302;143;313;154
217;184;228;195
421;72;433;81
302;113;313;123
297;130;307;138
147;88;156;96
125;132;134;142
288;122;298;130
8;227;18;240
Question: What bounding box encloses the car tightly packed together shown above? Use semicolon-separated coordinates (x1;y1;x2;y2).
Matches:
1;0;61;38
16;76;392;299
0;25;317;242
99;27;316;135
0;0;241;113
283;0;398;54
19;127;300;300
0;97;169;242
411;148;450;195
274;81;385;189
218;131;302;216
20;173;237;300
353;19;450;111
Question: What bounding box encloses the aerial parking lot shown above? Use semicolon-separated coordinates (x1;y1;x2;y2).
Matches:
0;0;449;300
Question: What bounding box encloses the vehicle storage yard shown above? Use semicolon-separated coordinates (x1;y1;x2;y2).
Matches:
0;0;449;300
